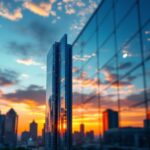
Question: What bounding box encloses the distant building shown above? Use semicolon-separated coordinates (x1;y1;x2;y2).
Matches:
144;112;150;128
42;123;45;145
30;120;38;141
103;109;118;133
4;108;18;148
21;131;30;144
103;127;150;150
80;124;85;137
86;131;94;143
0;113;5;145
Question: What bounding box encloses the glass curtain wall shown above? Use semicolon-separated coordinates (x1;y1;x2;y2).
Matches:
72;0;150;149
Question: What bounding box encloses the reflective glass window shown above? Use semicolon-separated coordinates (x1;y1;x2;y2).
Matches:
118;34;142;78
97;0;113;25
142;22;150;59
140;0;150;26
117;6;139;50
98;10;114;47
119;67;145;127
99;35;116;68
145;59;150;100
99;57;117;90
115;0;136;26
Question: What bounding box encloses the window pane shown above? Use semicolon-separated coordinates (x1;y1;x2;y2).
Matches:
142;22;150;59
99;35;116;68
98;10;114;47
119;67;146;127
117;6;139;50
140;0;150;26
118;34;142;78
115;0;136;26
97;0;113;25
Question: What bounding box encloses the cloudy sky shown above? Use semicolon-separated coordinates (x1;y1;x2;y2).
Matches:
0;0;101;135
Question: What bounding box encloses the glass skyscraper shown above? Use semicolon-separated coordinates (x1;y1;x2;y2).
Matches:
72;0;150;149
46;35;72;150
46;0;150;149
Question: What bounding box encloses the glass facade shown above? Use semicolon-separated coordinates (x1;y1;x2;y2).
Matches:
72;0;150;149
46;35;72;150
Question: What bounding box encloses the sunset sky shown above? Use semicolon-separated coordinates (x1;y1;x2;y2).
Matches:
0;0;100;136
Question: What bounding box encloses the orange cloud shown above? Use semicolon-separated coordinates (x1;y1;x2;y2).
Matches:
23;1;52;17
0;2;22;21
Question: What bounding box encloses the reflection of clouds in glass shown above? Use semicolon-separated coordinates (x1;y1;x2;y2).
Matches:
144;30;150;34
73;53;96;62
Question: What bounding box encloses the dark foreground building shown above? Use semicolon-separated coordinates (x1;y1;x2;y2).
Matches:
46;35;72;150
0;113;5;146
46;0;150;149
4;108;18;148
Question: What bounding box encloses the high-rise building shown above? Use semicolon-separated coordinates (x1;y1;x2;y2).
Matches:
29;120;38;141
0;113;5;145
103;109;119;133
80;124;85;137
46;34;72;150
4;108;18;148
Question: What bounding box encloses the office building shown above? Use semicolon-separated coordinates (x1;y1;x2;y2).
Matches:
4;108;18;148
46;0;150;149
103;109;118;133
29;120;38;141
72;0;150;149
46;35;72;150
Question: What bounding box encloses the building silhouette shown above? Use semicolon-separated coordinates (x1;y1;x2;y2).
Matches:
4;108;18;148
0;112;5;146
46;35;72;150
80;124;85;138
21;131;30;144
103;109;119;133
29;120;38;141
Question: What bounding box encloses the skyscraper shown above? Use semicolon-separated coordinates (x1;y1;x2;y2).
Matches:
29;120;38;141
46;35;72;150
103;109;119;133
4;108;18;148
0;112;5;145
80;124;85;137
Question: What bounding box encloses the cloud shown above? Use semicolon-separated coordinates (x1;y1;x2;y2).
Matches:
65;4;76;15
0;69;18;87
16;58;41;66
18;21;60;47
23;1;52;17
73;53;96;62
2;84;46;105
0;2;23;21
7;41;34;57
